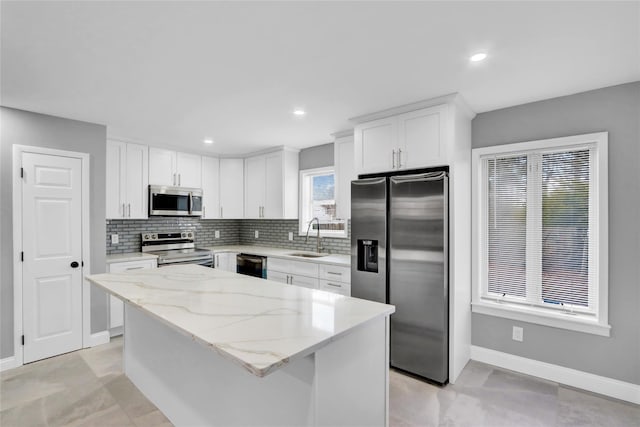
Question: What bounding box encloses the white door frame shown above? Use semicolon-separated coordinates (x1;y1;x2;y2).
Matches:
10;145;93;369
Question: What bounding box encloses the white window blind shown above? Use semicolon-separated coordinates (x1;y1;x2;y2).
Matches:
483;147;595;314
486;155;528;300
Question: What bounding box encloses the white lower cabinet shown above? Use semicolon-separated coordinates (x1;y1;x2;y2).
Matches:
319;264;351;296
289;274;319;290
266;270;289;284
319;279;351;296
267;257;349;295
214;252;238;272
107;258;157;335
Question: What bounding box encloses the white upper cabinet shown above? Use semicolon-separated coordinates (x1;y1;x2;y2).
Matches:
148;148;202;188
398;105;446;170
354;117;397;174
176;152;202;187
334;133;356;220
243;149;298;219
219;158;244;218
106;140;148;219
201;156;220;219
244;155;265;219
353;104;447;175
148;148;176;186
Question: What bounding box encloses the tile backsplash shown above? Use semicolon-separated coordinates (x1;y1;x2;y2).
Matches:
238;219;351;254
106;218;241;254
106;218;351;255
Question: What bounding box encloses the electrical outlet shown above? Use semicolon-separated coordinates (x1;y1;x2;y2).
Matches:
111;234;119;245
288;232;293;241
255;230;259;239
512;326;524;342
215;230;220;239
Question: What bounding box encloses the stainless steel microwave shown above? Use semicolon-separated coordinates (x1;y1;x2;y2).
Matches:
148;185;203;217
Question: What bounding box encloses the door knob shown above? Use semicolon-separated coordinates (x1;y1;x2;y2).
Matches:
70;261;79;268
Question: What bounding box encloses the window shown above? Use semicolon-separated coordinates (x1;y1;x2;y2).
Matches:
472;133;609;336
299;167;347;238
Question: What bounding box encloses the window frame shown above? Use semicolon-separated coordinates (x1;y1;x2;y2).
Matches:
298;166;347;238
471;132;610;336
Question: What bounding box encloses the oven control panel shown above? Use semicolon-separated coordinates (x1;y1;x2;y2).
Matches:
142;231;194;242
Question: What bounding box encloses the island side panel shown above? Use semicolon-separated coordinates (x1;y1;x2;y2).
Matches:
313;316;390;427
123;304;316;427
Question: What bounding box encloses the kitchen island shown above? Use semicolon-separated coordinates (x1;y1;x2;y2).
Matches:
87;264;395;426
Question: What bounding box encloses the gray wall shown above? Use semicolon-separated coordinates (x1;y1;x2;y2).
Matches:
0;107;108;359
299;142;333;170
471;82;640;384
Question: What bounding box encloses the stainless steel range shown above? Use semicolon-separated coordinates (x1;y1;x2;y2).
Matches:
141;231;213;267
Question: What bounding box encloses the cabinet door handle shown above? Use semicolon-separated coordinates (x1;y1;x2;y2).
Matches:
203;206;206;218
392;150;396;169
172;173;176;186
398;149;402;168
327;271;342;276
122;203;125;218
220;206;223;218
178;174;181;186
127;203;131;217
125;266;145;271
215;255;219;267
326;282;342;288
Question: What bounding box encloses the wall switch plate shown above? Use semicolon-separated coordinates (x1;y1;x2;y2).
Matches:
512;326;524;342
111;234;119;245
215;230;220;239
288;232;293;241
255;230;259;239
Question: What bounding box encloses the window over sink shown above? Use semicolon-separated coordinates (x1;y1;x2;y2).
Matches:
299;166;347;238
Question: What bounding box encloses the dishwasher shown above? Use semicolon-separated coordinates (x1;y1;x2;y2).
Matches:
236;253;267;279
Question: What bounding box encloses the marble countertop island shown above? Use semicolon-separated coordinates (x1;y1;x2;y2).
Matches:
86;264;394;377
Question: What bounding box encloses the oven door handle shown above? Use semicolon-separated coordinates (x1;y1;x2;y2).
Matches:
159;256;213;264
239;257;265;264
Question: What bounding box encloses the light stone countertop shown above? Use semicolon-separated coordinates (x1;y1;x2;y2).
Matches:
203;245;351;267
105;252;158;264
86;264;393;377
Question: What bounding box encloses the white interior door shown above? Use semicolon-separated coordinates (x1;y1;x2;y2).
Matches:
22;152;84;363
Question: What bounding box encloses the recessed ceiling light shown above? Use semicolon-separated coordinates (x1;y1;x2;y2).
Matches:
203;138;214;144
470;52;488;62
293;109;306;116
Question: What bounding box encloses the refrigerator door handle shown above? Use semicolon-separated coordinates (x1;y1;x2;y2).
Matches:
392;149;396;169
390;171;448;184
397;149;402;168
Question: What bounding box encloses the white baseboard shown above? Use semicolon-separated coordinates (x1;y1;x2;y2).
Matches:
87;331;110;348
0;355;21;372
470;345;640;405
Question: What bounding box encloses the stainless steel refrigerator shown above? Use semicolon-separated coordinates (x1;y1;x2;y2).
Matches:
351;171;448;384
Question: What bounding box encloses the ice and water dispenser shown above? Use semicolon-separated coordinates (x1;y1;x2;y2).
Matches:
357;239;379;273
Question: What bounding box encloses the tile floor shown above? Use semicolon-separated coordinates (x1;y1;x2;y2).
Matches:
1;338;639;426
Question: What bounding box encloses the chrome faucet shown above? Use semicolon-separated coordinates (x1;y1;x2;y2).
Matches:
305;217;324;253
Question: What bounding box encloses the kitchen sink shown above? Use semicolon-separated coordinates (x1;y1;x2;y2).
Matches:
287;252;329;258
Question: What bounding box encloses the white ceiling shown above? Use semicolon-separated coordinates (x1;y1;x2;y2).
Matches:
2;1;639;155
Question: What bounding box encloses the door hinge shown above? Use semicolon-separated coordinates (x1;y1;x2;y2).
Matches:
21;252;24;262
20;167;24;178
21;335;24;346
